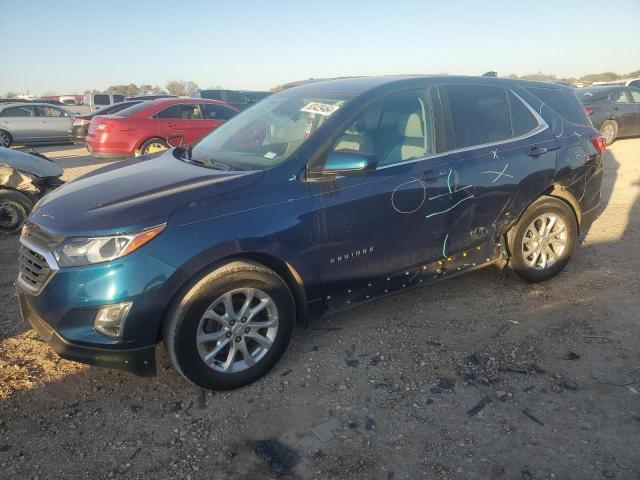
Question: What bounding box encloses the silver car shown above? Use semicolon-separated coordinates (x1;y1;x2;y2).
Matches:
0;103;73;147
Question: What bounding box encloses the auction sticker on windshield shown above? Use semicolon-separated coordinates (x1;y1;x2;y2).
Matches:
301;102;341;116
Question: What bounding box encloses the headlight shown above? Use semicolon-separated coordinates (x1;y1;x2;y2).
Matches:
53;224;166;267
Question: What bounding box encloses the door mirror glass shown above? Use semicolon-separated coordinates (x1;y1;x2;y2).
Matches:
323;151;377;175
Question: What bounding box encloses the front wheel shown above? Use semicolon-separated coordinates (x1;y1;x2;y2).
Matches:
0;189;33;236
505;197;578;283
163;260;295;390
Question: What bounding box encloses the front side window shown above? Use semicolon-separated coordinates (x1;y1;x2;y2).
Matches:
329;89;435;167
446;85;511;149
189;93;352;170
155;104;202;119
35;106;67;117
1;106;35;117
630;89;640;103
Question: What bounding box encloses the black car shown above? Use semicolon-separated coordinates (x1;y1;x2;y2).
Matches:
70;100;143;144
577;86;640;145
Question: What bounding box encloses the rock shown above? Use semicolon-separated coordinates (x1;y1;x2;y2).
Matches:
496;390;507;400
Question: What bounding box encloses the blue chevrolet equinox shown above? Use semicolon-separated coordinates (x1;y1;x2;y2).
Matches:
17;76;604;390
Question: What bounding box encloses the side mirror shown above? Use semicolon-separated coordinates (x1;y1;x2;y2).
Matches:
323;150;377;175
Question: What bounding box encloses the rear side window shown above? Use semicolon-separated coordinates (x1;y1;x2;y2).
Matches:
1;106;35;117
200;103;236;120
35;106;68;117
526;87;590;126
113;95;125;103
509;92;538;137
609;90;629;104
94;95;110;105
445;85;511;148
630;89;640;103
155;104;202;119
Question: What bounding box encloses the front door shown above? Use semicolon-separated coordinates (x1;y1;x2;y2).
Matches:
153;103;201;145
609;89;637;136
309;87;454;309
0;105;40;143
627;88;640;134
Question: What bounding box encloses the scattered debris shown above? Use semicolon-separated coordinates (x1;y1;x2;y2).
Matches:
626;386;639;396
365;418;376;431
522;385;535;393
565;352;580;360
129;404;143;414
559;379;579;391
168;402;182;413
425;398;434;406
345;359;360;368
521;409;544;426
430;378;455;394
499;364;529;374
467;396;492;417
253;439;300;477
496;390;507;400
280;369;293;377
311;418;341;442
492;324;510;338
370;354;382;366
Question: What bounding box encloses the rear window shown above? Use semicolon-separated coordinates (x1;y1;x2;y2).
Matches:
94;94;110;105
114;102;150;117
526;87;590;126
1;106;34;117
113;95;125;103
509;91;539;137
446;85;511;148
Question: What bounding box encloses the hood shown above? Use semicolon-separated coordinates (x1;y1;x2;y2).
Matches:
0;147;63;178
30;149;261;235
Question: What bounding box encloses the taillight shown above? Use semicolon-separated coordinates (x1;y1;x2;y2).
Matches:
585;107;593;115
73;118;90;126
591;133;606;153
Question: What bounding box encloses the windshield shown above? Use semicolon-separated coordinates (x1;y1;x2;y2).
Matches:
189;93;352;170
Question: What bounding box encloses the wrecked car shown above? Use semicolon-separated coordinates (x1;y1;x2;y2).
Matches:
0;147;63;235
17;76;604;391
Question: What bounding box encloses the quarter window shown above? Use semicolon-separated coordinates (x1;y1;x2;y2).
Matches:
330;89;435;168
155;104;202;119
526;87;590;126
630;90;640;103
446;85;511;148
200;103;236;120
509;91;538;137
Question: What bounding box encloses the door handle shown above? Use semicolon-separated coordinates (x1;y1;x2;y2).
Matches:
421;170;438;183
527;146;548;157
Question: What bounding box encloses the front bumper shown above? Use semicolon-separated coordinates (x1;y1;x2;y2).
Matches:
18;290;156;376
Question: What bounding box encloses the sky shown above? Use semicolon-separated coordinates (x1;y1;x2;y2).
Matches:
1;0;639;95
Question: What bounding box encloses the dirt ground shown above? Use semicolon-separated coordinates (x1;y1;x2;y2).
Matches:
0;140;639;480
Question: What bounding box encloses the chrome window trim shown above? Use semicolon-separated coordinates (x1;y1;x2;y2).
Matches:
377;88;549;170
17;237;60;296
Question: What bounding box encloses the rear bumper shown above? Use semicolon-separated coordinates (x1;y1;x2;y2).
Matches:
18;290;157;376
86;144;132;159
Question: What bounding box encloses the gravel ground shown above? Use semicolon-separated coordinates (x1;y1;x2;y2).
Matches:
0;141;639;480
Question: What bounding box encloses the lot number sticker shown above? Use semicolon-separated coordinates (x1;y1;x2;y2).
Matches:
301;102;341;116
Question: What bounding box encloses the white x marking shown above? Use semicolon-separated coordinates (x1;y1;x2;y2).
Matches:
481;163;513;183
491;149;499;160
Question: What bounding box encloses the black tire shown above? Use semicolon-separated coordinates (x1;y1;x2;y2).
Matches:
0;130;12;148
600;120;618;146
0;189;33;236
163;260;295;390
505;196;578;283
139;138;169;155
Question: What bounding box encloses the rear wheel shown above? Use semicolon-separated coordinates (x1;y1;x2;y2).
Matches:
505;197;578;283
0;189;33;236
163;260;295;390
0;130;12;148
139;138;168;155
600;120;618;146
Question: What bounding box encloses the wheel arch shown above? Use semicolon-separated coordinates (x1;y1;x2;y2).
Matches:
157;252;309;342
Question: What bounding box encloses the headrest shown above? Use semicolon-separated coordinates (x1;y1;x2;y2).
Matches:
402;113;423;139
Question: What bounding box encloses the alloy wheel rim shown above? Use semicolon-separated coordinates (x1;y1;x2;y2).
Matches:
196;287;279;373
0;201;22;232
144;142;167;154
522;213;567;270
602;125;614;144
0;132;9;147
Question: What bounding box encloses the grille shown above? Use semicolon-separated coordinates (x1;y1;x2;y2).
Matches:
21;221;63;250
18;245;53;292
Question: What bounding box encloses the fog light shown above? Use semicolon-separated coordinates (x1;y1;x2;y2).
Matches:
94;302;132;338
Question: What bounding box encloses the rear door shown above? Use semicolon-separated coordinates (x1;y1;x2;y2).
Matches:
437;84;556;257
153;103;201;144
0;105;40;143
34;106;72;141
608;89;636;136
626;88;640;134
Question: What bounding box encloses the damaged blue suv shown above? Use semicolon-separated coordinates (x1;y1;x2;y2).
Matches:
17;76;604;390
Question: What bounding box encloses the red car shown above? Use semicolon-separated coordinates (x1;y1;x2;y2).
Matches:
86;98;238;158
